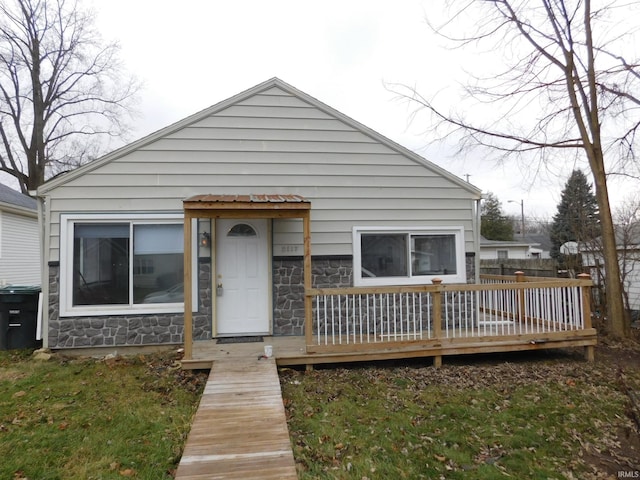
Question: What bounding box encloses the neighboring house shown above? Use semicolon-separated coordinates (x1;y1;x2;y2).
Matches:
0;183;40;286
522;233;552;259
479;236;541;260
579;224;640;317
37;77;483;350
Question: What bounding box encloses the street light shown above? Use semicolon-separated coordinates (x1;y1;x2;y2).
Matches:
508;199;525;238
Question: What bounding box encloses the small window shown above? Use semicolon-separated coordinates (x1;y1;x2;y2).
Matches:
228;223;257;237
361;233;407;277
497;250;509;259
354;227;466;286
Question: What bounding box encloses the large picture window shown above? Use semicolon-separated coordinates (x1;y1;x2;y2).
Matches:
61;214;195;316
354;227;466;286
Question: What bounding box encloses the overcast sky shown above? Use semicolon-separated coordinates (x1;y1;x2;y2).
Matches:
88;0;636;222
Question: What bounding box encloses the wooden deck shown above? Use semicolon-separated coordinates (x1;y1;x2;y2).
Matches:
174;354;297;479
183;336;308;370
182;274;598;370
182;329;597;370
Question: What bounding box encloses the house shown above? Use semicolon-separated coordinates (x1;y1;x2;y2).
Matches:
0;183;40;286
579;223;640;319
523;233;552;259
479;236;541;260
479;232;552;260
36;78;484;350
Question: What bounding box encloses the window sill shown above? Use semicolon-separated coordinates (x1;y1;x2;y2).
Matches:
59;303;190;318
354;274;466;287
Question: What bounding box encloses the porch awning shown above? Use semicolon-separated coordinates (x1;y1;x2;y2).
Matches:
181;193;312;360
183;194;310;218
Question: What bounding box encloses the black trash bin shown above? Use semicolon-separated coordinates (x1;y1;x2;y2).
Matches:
0;286;41;350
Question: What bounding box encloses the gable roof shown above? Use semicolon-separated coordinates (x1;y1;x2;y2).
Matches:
522;233;552;252
479;235;539;248
0;183;37;214
38;77;482;197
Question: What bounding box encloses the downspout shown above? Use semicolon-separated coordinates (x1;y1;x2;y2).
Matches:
474;196;484;283
30;190;47;346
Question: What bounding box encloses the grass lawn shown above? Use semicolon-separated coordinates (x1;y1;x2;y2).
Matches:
0;349;207;480
2;343;639;479
281;346;640;480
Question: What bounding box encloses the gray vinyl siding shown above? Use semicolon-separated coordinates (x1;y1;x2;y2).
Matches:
0;211;40;285
43;85;480;262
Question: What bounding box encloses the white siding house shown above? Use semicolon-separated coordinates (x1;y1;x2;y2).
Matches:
623;252;640;315
0;184;40;286
37;78;483;349
579;224;640;318
479;237;541;260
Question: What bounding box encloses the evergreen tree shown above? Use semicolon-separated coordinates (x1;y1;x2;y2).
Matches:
550;170;600;260
481;193;514;241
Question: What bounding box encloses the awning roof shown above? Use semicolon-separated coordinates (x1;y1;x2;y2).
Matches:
183;194;310;219
183;194;310;215
185;193;308;205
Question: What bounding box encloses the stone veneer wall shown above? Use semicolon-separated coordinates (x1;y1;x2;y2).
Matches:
47;253;476;347
272;253;477;336
47;261;211;349
466;252;476;282
272;256;353;336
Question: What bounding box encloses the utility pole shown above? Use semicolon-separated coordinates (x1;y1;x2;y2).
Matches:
509;199;525;238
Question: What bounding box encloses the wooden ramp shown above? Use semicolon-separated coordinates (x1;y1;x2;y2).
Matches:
175;356;298;479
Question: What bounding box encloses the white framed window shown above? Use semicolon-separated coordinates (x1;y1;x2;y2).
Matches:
497;249;509;259
353;226;467;286
60;214;197;317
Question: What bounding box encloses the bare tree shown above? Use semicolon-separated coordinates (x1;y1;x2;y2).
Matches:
0;0;138;194
392;0;639;338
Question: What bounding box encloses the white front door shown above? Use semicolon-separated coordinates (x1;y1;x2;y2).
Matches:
215;219;270;336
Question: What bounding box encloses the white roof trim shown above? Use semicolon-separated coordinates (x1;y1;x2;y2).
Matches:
38;77;483;197
0;202;38;218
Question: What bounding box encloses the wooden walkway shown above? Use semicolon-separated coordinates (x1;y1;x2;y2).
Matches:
174;354;298;479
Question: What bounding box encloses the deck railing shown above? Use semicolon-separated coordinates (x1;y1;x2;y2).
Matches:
306;273;593;351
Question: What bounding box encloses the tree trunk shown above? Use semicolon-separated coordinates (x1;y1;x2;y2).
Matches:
28;31;46;194
591;156;630;338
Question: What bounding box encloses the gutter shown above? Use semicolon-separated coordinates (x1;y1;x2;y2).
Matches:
0;202;38;218
474;197;482;283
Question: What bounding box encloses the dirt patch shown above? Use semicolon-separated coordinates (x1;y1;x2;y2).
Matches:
582;426;640;478
0;368;27;382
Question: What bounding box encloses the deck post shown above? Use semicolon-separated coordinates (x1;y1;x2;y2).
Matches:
515;271;525;323
578;273;595;362
432;278;443;368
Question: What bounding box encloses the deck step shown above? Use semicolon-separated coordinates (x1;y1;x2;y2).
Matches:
175;357;297;479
